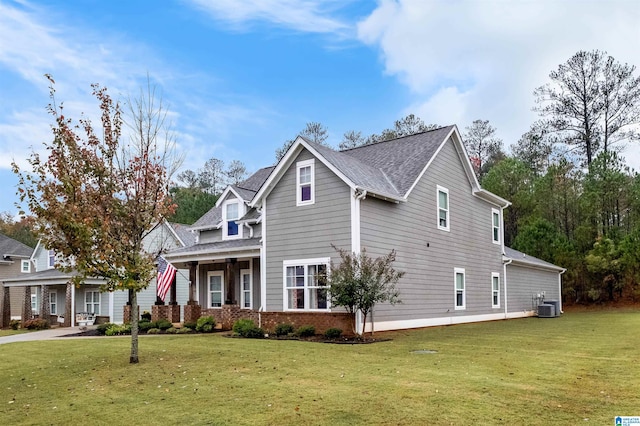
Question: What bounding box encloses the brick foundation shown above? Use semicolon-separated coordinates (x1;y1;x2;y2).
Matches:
199;307;353;336
184;304;202;324
152;304;181;323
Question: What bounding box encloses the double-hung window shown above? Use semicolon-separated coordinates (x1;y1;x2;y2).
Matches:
284;258;329;310
48;250;55;268
208;271;224;308
437;186;449;231
454;268;465;310
31;292;37;314
296;159;315;206
21;260;30;273
241;269;252;309
85;291;100;314
492;209;500;244
50;290;57;315
224;202;240;239
492;273;500;308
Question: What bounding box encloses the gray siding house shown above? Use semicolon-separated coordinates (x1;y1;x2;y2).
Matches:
1;221;193;326
166;125;564;334
0;233;34;327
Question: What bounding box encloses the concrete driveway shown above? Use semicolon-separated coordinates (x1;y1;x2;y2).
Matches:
0;326;96;345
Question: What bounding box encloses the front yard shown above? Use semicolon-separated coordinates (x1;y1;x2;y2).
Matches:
0;309;638;425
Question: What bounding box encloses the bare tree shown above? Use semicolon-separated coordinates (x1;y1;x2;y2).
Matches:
463;119;503;179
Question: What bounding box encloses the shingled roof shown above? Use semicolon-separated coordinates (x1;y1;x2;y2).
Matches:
0;233;34;259
504;246;565;272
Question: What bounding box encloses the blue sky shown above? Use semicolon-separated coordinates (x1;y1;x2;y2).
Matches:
1;0;639;216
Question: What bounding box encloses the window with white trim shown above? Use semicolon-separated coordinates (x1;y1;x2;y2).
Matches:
208;271;224;308
241;269;252;309
31;292;37;314
296;159;315;206
454;268;465;310
492;273;500;308
21;260;30;273
48;250;55;268
492;209;500;244
85;290;100;314
284;258;329;310
223;200;242;240
437;186;449;231
50;290;57;315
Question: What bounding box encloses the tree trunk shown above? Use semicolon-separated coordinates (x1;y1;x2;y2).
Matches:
130;290;139;364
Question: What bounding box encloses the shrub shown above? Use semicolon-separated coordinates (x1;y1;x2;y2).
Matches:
105;323;131;336
9;320;21;330
141;311;152;321
97;322;112;335
196;316;216;333
177;327;193;334
324;328;343;339
232;319;264;338
274;323;294;337
166;327;178;334
296;325;315;337
23;318;50;330
138;320;155;332
147;328;161;334
183;321;197;330
155;318;173;330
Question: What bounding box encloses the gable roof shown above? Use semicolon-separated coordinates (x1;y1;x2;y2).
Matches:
251;125;509;207
192;166;274;231
168;222;196;247
0;233;34;260
504;246;565;272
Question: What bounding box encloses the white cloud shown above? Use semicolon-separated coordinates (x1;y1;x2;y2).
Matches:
186;0;352;36
357;0;640;166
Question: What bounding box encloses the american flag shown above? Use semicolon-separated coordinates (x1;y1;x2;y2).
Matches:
156;256;177;301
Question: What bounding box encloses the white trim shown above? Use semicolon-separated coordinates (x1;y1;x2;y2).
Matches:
366;311;536;332
164;247;261;264
215;186;246;208
491;272;500;308
454;267;465;310
558;269;565;313
241;268;252;309
206;270;225;308
351;188;362;253
195;263;200;305
109;292;114;322
492;208;501;245
283;257;331;311
437;185;450;232
260;200;267;311
296;158;315;206
71;285;75;327
222;199;243;240
31;291;37;314
21;259;30;273
48;249;55;269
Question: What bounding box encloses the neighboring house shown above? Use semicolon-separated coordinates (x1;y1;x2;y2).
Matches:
165;125;564;334
1;221;194;326
0;233;34;327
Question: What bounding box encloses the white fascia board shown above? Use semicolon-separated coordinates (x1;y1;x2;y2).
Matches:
31;239;43;262
505;257;566;273
473;189;511;208
162;219;185;247
164;246;261;263
215;186;245;208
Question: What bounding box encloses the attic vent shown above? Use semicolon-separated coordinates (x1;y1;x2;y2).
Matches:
538;304;555;318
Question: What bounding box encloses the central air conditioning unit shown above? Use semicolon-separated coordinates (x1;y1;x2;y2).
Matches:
538;303;555;318
544;300;561;317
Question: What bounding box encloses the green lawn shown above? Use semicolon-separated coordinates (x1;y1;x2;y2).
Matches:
1;309;638;425
0;329;27;337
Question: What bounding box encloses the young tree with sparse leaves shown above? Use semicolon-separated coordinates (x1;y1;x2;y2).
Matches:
463;119;503;179
328;245;403;336
275;121;331;162
13;77;178;363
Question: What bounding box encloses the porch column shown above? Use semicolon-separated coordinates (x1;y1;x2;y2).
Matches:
225;258;237;305
39;284;50;324
22;285;32;322
187;261;198;303
2;286;10;327
169;274;177;305
64;282;72;327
